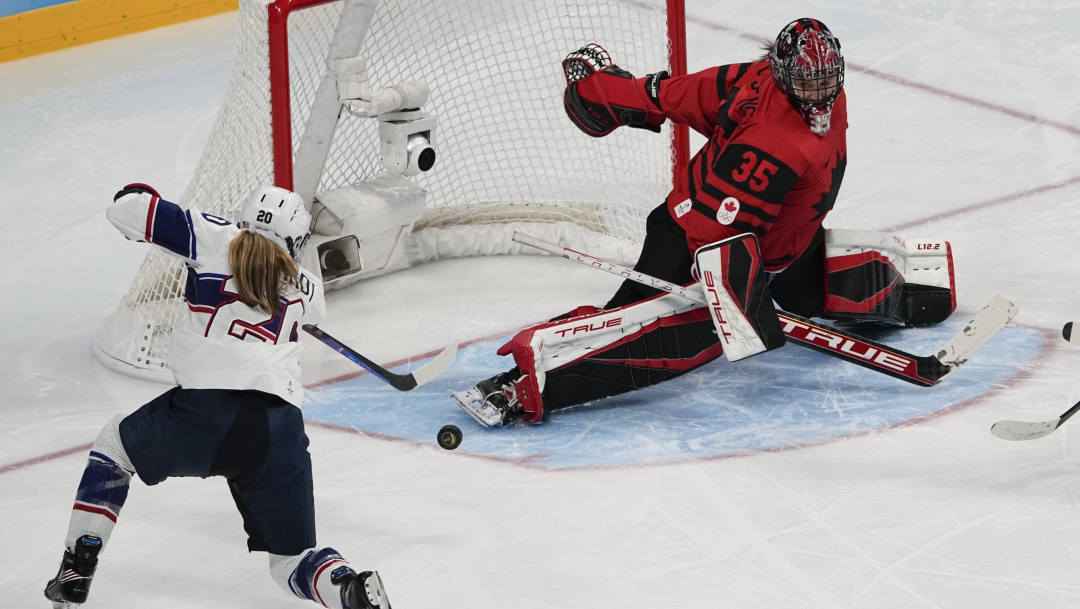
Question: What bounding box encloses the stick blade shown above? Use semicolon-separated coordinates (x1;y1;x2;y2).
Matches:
408;340;458;388
933;295;1018;382
990;419;1060;441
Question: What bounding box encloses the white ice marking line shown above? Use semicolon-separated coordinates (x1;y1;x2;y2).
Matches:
754;469;943;608
851;502;1021;604
677;466;835;606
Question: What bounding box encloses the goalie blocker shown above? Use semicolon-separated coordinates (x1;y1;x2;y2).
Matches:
694;233;785;361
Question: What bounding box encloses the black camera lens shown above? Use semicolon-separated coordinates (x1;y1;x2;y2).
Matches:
417;147;436;172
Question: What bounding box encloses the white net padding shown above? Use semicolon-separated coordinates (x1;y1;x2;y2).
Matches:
95;0;680;382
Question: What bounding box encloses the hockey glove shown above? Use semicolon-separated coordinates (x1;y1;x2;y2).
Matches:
562;43;667;137
110;183;161;242
113;183;161;201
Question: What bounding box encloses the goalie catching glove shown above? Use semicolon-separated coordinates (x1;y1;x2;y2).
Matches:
562;43;668;137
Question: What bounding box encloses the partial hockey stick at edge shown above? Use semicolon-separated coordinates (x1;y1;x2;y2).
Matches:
992;324;1080;440
1063;322;1080;346
512;231;1017;387
303;325;458;391
991;399;1080;441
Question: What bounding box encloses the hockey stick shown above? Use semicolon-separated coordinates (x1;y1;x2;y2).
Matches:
303;325;457;391
990;399;1080;441
991;324;1080;440
513;232;1017;387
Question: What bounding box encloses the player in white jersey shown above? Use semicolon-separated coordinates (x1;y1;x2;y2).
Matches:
44;184;390;609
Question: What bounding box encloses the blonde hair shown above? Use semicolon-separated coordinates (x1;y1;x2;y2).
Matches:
228;230;299;315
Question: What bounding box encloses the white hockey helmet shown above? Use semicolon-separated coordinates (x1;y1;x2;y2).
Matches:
238;185;312;262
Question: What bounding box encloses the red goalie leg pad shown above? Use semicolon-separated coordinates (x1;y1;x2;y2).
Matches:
538;306;723;412
495;304;615;422
822;238;956;327
500;324;551;424
823;250;906;323
500;293;725;421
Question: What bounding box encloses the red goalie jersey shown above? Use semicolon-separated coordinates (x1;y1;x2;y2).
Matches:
661;61;847;271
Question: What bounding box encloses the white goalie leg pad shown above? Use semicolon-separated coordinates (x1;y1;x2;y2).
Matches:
694;234;785;362
502;293;700;423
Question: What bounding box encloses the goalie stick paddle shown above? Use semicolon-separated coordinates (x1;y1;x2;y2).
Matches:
303;325;458;391
990;399;1080;441
512;232;1017;387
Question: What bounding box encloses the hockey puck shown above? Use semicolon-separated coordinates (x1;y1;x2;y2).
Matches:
437;425;462;450
1064;322;1075;344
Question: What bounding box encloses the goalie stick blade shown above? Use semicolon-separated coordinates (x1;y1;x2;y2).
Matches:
990;400;1080;441
930;295;1018;384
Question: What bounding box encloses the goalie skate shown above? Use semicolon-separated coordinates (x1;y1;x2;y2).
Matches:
450;388;507;427
450;372;522;427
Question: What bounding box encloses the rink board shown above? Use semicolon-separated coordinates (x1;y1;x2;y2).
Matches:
303;319;1045;469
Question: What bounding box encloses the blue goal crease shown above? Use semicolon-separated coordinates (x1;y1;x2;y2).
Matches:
303;319;1045;469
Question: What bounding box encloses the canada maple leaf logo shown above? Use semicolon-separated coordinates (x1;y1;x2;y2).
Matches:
716;197;740;226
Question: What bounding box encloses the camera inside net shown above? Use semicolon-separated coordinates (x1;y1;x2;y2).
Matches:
379;111;438;177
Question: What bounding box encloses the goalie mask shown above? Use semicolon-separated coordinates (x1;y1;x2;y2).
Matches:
769;18;845;135
238;185;312;262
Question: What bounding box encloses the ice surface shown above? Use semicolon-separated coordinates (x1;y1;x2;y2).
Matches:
4;2;1080;608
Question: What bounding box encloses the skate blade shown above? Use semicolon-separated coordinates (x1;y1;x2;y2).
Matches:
52;601;79;609
450;389;504;427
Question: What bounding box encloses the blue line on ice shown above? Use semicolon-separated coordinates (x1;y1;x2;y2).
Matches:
304;318;1043;469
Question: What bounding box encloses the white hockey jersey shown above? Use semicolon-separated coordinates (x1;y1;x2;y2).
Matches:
107;191;325;407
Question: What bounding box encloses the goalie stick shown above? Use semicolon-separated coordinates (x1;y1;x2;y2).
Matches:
303;325;457;391
512;232;1017;387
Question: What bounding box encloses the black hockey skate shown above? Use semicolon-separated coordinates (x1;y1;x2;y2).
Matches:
44;535;102;608
331;566;391;609
450;370;523;427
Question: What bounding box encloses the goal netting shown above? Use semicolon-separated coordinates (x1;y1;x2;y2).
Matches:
94;0;686;382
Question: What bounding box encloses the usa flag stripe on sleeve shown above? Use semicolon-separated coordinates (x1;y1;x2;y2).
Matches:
185;210;198;261
150;199;195;258
144;196;158;242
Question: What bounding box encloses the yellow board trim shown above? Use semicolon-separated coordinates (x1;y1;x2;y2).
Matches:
0;0;239;63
